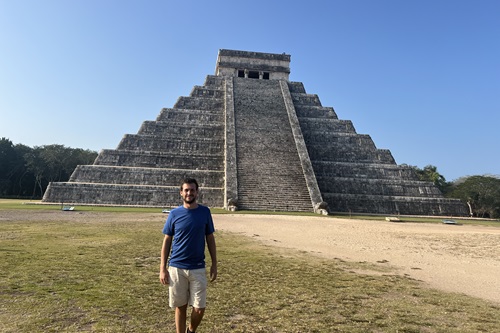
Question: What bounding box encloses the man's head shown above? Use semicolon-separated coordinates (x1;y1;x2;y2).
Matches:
180;178;199;205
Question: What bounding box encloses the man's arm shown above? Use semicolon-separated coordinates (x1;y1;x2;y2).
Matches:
159;234;172;285
206;233;217;282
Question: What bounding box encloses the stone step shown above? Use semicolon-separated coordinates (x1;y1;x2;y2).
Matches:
173;96;224;110
43;182;224;208
309;148;395;164
290;93;322;106
156;108;224;122
298;118;356;133
138;121;224;137
117;134;224;155
294;105;338;119
203;75;225;87
69;165;224;187
287;81;306;93
322;192;467;216
311;161;419;180
95;149;223;170
190;86;225;98
232;78;313;212
316;176;443;197
303;133;376;147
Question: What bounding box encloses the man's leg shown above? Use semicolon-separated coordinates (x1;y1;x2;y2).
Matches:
175;304;188;333
187;268;207;332
169;267;190;333
188;307;205;332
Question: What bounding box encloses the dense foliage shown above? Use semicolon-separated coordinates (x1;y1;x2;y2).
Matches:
448;175;500;218
0;137;97;199
409;164;449;193
409;164;500;219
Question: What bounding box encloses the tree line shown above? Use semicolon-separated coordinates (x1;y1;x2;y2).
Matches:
409;165;500;219
0;138;98;199
1;137;498;218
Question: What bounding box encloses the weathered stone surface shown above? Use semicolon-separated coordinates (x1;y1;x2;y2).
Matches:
43;49;467;216
232;78;312;212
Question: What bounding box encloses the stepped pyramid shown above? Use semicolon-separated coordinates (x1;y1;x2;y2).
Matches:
43;49;467;216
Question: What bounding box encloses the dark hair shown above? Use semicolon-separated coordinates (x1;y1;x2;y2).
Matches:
180;178;199;190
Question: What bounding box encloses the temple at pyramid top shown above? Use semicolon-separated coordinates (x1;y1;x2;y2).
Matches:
216;49;291;80
42;49;468;216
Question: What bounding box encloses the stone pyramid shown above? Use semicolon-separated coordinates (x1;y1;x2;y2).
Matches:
43;49;467;216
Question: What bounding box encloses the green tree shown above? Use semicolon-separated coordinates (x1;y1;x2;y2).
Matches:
0;139;98;199
24;144;99;198
449;176;500;218
409;164;448;193
13;144;34;197
40;144;71;183
0;138;25;196
24;146;46;198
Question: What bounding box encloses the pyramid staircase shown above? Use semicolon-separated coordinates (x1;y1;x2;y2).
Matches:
232;78;312;211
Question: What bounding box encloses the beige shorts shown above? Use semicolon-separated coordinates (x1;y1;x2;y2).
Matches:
168;267;207;309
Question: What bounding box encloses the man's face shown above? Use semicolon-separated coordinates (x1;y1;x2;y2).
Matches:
180;183;198;204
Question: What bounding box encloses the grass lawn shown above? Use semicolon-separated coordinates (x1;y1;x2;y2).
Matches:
1;201;499;332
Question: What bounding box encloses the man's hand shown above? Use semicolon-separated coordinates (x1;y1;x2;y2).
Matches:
159;269;169;285
160;235;172;285
210;264;217;282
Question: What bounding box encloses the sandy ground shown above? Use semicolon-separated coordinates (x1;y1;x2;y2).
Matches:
2;210;499;304
213;214;500;305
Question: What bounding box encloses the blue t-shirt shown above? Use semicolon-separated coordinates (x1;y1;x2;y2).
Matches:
162;204;215;270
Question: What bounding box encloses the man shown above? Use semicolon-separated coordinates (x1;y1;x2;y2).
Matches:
160;178;217;333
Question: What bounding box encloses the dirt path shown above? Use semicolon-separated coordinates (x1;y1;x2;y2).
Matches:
213;214;500;304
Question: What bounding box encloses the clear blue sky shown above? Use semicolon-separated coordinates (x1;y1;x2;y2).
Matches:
1;0;499;181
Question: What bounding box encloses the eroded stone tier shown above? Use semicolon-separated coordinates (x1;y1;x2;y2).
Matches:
43;49;468;216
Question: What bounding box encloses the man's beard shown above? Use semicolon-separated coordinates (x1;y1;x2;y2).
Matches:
183;196;196;204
